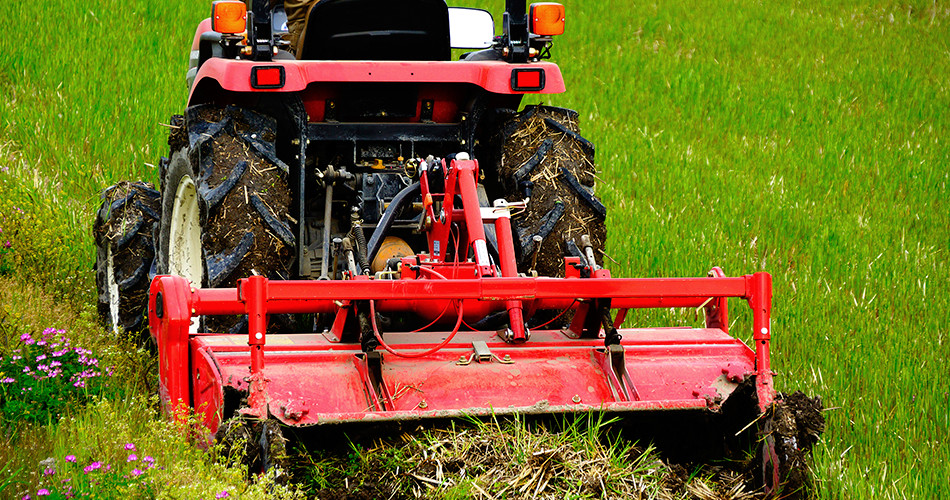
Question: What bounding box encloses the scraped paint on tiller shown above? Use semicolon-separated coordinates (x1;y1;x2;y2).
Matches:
148;158;774;436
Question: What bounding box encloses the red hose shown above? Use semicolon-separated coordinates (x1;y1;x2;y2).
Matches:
370;299;465;358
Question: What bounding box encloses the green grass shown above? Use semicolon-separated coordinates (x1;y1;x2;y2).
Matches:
1;0;948;498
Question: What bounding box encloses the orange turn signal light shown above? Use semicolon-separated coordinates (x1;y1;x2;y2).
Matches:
211;1;247;34
529;3;565;36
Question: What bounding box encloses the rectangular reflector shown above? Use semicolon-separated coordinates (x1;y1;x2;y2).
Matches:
511;68;545;92
252;66;285;89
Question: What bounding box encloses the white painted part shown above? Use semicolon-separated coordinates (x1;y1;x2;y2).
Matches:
448;8;494;49
255;332;263;340
455;151;471;161
761;327;769;335
106;246;120;336
480;206;509;221
168;175;202;332
474;240;490;267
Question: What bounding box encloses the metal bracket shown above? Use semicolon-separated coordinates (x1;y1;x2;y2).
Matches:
607;344;639;402
457;341;514;365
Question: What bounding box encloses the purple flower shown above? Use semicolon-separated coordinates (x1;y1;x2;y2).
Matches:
0;377;13;384
20;333;34;345
216;491;230;499
131;468;143;477
37;490;49;497
65;455;76;462
82;461;102;474
3;240;11;249
127;454;137;462
35;355;46;361
142;456;155;468
43;467;55;476
21;494;30;500
124;443;136;451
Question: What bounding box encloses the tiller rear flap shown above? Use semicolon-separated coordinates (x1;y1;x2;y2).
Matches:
148;157;774;435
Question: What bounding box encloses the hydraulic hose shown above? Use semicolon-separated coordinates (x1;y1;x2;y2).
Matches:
370;299;464;358
366;181;421;266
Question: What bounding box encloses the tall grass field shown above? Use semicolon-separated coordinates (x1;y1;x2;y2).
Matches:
0;0;947;498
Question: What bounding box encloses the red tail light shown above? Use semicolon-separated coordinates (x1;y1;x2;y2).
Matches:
511;68;545;92
252;66;285;89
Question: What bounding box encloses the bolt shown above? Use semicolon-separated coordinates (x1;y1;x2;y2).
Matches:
418;400;428;409
503;354;512;362
572;395;581;403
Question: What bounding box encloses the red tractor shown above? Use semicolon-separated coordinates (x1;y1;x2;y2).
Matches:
94;0;822;494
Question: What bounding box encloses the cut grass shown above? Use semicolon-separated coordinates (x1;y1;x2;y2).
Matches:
0;0;947;498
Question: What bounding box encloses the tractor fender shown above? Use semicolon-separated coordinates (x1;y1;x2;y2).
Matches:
187;59;565;106
191;18;213;51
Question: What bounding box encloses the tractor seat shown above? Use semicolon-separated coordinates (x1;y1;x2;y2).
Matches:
296;0;450;61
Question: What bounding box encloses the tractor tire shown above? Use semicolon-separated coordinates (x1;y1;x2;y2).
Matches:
93;180;161;341
159;105;295;333
492;105;606;278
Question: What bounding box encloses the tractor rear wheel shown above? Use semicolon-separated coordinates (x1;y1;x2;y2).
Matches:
492;105;607;277
94;181;161;340
159;105;295;333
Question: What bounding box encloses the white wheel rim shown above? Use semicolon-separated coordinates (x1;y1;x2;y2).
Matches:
168;175;202;332
106;246;120;335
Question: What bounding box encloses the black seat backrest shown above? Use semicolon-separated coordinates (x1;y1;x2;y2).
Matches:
297;0;450;61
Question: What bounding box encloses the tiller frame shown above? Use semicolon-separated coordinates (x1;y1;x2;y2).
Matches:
149;157;774;434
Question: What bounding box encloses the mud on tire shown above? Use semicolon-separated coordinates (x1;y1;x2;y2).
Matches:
160;105;295;333
492;105;606;277
94;180;161;340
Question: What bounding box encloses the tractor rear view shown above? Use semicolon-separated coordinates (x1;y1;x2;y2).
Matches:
94;0;823;495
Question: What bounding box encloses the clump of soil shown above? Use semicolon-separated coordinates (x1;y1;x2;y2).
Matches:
496;106;607;277
760;391;826;498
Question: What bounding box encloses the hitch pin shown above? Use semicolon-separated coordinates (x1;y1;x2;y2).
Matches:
528;235;543;275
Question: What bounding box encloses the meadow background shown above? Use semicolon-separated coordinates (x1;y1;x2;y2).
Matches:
0;0;947;498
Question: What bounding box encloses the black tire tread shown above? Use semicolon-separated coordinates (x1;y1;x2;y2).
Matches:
94;180;161;338
162;105;294;333
494;105;607;277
